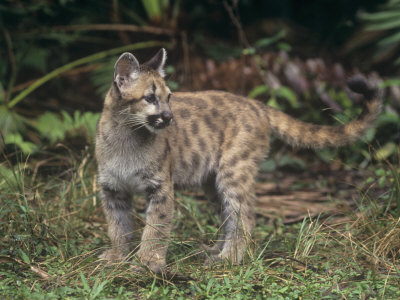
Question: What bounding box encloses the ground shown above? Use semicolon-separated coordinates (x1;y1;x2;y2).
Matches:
1;151;399;299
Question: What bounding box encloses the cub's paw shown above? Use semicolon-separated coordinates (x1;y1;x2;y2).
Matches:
136;253;166;274
200;242;223;256
98;249;126;262
203;254;225;266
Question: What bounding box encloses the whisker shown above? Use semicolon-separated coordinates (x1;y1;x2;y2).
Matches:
131;123;148;132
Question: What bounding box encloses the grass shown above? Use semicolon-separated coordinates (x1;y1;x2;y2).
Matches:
1;150;399;299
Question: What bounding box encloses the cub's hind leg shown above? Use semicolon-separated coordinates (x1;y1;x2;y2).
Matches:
201;175;224;256
208;161;258;264
99;184;134;262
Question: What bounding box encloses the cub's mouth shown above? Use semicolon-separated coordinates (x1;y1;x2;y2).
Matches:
147;112;174;130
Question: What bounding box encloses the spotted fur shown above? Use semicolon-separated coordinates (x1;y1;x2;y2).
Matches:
95;49;381;272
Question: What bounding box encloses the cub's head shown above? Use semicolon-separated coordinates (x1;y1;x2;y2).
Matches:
111;48;173;132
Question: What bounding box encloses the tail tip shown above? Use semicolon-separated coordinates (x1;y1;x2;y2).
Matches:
347;75;377;100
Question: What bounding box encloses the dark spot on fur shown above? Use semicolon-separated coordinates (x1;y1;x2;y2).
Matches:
191;121;199;135
172;97;184;103
181;97;196;106
255;128;267;139
151;196;167;205
204;154;211;168
142;172;154;181
248;101;261;118
238;174;248;183
157;161;165;172
101;184;131;210
211;108;219;118
196;99;208;109
179;109;190;119
218;131;225;146
181;159;188;170
204;115;218;131
331;126;345;134
211;95;223;103
159;213;166;219
183;97;208;109
225;112;234;122
198;137;207;152
165;138;171;151
231;126;239;137
309;125;323;134
216;151;223;165
241;149;251;160
102;199;131;211
182;128;191;147
230;155;239;167
145;183;162;195
157;140;170;163
223;171;234;179
244;122;253;132
192;152;201;169
231;96;242;103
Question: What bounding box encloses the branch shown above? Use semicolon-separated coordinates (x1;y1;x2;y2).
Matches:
7;40;169;108
19;24;174;36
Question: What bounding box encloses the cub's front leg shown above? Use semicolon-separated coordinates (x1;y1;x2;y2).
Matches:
136;177;174;273
99;184;134;262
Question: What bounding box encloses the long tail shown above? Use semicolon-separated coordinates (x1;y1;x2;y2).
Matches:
266;76;382;149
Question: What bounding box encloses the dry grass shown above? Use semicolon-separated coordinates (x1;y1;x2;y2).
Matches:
1;151;399;298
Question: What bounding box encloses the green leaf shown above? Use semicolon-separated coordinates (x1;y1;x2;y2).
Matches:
17;249;30;264
255;30;286;48
61;110;74;130
248;85;269;98
79;272;90;292
36;112;65;143
4;133;38;154
0;105;28;137
278;42;292;51
374;142;397;161
365;17;400;31
376;112;400;127
278;155;306;170
242;47;256;55
380;77;400;87
364;127;376;143
267;97;280;109
259;159;276;172
377;31;400;47
276;86;298;108
359;11;400;22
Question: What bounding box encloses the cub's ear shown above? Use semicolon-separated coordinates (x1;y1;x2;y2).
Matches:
143;48;167;77
114;52;140;91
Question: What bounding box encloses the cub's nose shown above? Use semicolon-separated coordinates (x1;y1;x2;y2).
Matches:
161;111;173;123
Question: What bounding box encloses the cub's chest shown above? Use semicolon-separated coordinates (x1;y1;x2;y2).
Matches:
98;144;156;192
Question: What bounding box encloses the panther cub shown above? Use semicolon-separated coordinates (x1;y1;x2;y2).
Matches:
95;48;381;273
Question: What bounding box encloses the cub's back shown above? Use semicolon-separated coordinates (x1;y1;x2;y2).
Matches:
166;91;270;186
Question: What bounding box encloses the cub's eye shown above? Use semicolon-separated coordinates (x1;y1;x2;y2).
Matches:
167;94;172;103
145;94;156;104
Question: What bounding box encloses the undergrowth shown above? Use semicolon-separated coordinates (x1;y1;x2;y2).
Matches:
0;149;399;299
